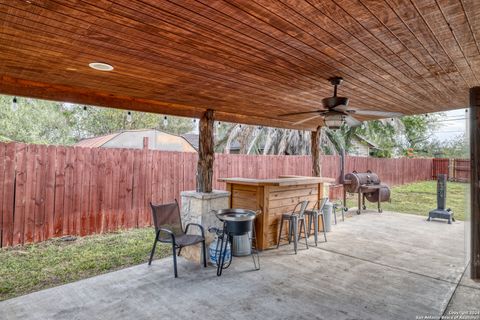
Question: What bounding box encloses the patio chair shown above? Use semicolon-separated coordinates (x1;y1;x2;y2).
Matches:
148;200;207;278
277;200;309;254
304;198;328;246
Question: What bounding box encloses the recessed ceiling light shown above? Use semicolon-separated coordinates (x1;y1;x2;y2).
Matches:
89;62;114;71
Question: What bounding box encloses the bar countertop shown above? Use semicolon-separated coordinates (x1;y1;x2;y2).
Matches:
218;176;335;187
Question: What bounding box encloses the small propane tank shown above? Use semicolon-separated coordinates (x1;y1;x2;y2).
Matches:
209;236;231;265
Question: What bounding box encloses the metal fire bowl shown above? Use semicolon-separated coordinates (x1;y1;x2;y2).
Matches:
214;209;257;236
214;209;257;222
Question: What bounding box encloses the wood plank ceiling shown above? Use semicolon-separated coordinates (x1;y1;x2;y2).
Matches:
0;0;479;130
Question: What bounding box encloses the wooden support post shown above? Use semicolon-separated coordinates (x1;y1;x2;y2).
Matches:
196;109;215;193
311;126;322;177
470;87;480;280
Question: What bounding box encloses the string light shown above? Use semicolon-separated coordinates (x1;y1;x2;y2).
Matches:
163;116;168;127
126;111;132;123
193;118;197;124
11;97;18;112
83;106;87;111
216;121;221;128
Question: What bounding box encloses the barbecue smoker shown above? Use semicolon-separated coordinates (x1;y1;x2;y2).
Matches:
343;171;391;214
339;150;391;214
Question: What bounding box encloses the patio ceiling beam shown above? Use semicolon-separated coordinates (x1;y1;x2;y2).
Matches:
470;86;480;280
0;75;308;130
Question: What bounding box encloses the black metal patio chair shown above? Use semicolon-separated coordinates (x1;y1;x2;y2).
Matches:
148;200;206;278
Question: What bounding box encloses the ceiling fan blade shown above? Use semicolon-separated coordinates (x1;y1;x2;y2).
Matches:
279;110;323;117
293;114;324;126
344;115;363;127
348;109;403;117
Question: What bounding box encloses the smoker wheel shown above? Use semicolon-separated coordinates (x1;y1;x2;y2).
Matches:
379;209;383;213
362;205;366;210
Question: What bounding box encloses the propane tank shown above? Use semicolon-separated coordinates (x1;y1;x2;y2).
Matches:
209;236;231;265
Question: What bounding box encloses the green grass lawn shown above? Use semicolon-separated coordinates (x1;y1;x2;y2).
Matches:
346;180;469;220
0;227;169;301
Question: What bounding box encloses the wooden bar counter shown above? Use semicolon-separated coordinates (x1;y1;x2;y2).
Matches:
218;176;335;250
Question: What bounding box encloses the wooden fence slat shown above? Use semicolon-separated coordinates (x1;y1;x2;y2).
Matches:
1;143;15;247
124;149;135;229
98;149;108;233
33;145;47;243
24;144;37;244
117;149;128;230
88;148;99;234
44;146;56;240
80;148;92;236
53;146;66;237
0;143;5;247
63;147;75;235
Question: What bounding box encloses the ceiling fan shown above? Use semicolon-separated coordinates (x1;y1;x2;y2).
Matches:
280;77;403;129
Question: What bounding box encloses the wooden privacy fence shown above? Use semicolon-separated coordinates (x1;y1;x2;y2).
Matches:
0;142;433;248
432;158;471;182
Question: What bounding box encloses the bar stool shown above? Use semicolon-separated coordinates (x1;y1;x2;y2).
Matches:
304;198;328;246
332;202;347;224
277;200;309;254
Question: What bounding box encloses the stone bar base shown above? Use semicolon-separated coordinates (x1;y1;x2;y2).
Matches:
180;190;230;263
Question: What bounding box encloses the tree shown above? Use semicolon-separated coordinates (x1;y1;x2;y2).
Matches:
0;95;76;145
216;112;445;158
0;95;195;145
401;114;441;150
71;106;194;140
423;134;468;158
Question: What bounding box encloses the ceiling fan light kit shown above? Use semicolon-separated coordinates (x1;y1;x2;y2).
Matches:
324;113;345;130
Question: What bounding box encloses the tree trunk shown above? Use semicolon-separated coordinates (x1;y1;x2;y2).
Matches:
196;109;214;193
311;126;322;177
224;124;241;154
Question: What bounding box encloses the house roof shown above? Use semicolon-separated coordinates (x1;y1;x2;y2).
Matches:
354;134;379;149
180;133;200;150
75;129;196;151
75;133;121;148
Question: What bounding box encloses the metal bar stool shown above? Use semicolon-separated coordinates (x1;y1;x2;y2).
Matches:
332;202;347;224
304;198;328;246
276;200;309;254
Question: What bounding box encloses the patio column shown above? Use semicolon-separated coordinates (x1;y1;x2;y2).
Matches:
311;125;322;177
196;109;215;193
470;87;480;280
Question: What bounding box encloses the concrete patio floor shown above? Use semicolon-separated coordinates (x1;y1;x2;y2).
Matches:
1;211;478;320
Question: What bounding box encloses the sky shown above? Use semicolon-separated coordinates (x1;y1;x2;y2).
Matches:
430;109;468;142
